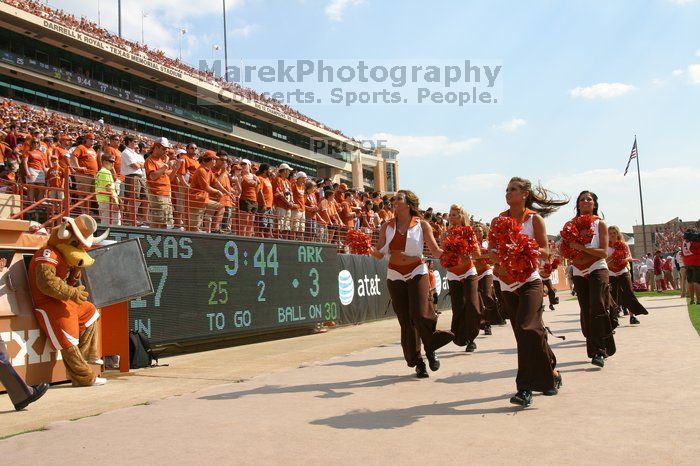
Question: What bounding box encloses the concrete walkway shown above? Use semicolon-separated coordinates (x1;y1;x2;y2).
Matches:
1;295;698;465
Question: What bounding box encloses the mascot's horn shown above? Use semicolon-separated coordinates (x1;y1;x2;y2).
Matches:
57;223;71;240
93;229;110;244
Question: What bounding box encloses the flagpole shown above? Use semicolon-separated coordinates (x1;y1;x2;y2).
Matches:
223;0;229;82
635;135;648;255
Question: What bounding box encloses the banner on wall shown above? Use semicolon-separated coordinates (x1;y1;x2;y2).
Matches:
335;255;452;325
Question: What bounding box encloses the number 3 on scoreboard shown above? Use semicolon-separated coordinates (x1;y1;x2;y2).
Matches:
308;267;319;298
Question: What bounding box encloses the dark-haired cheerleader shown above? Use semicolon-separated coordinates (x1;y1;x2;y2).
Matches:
565;191;616;368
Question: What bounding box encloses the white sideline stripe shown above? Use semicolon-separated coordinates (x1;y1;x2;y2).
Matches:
61;329;79;346
35;308;64;350
85;310;100;328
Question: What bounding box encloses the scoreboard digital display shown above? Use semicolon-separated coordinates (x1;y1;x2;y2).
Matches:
108;228;340;345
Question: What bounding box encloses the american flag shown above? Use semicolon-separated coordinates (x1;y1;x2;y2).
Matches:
623;137;638;176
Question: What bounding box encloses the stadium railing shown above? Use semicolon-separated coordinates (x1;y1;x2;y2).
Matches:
4;172;384;253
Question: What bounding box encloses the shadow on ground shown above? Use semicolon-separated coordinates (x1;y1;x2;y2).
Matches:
198;374;419;401
309;394;526;430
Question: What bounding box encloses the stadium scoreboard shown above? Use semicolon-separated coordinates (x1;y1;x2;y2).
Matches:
108;229;339;344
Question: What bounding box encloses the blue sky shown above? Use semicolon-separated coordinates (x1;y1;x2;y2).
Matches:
52;0;700;234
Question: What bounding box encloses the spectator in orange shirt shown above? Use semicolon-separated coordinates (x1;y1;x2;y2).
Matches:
0;162;19;194
22;138;47;202
54;134;72;172
216;156;234;233
334;183;347;204
70;132;99;215
24;129;48;158
340;190;357;229
291;171;307;240
304;180;320;242
70;132;98;191
319;188;342;244
42;135;55;165
378;200;394;225
174;142;200;228
145;137;176;229
45;154;65;200
188;151;223;232
272;163;293;239
238;159;259;237
104;134;124;197
256;163;275;238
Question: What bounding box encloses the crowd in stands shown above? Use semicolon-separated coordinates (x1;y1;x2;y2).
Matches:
0;98;418;247
653;219;688;254
4;0;352;139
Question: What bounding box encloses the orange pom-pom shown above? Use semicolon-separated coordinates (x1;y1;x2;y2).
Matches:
346;229;372;255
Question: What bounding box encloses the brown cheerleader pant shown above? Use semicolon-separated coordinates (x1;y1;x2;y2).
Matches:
574;269;617;358
478;274;505;325
543;279;557;305
610;272;649;317
448;275;481;346
501;279;557;392
388;274;455;367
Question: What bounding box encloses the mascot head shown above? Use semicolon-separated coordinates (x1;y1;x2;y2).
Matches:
48;215;109;268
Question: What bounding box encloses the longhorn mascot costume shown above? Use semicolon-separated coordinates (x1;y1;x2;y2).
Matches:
28;215;109;386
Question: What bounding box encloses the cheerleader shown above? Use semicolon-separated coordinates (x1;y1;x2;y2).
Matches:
607;225;648;325
540;240;560;311
489;177;567;407
371;190;454;378
473;222;505;333
442;205;482;352
567;191;616;368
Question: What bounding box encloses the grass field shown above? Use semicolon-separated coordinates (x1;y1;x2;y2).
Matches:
688;301;700;336
633;290;681;298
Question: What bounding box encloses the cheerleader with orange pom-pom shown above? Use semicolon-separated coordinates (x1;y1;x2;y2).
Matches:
370;190;454;379
440;205;482;352
473;222;506;332
488;177;568;407
607;225;648;325
560;191;616;368
540;240;561;311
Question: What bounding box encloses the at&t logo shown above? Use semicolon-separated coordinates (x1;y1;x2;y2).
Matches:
338;270;354;305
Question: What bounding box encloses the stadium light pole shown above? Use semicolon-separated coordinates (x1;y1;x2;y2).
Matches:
178;28;187;61
223;0;229;82
118;0;122;37
141;11;148;44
